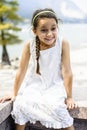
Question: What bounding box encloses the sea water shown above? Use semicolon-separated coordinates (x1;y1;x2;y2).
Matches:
0;23;87;60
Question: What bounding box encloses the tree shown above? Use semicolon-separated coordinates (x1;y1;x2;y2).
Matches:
0;0;23;65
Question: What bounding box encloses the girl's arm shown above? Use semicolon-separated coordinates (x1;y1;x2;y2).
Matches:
13;42;30;97
61;39;77;109
0;42;30;103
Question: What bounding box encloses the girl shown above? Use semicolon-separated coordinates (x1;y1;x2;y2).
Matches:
0;8;77;130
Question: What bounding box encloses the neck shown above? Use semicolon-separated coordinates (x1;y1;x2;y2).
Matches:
40;41;56;50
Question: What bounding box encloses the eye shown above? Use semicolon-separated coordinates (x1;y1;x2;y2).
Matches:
40;29;48;32
51;27;56;31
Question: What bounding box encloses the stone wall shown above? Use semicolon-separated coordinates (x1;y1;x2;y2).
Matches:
0;101;87;130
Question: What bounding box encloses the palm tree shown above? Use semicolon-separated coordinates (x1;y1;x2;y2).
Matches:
0;0;23;65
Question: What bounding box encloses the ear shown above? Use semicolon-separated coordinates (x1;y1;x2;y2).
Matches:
32;28;37;35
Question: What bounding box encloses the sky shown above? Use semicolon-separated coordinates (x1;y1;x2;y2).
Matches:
18;0;87;19
18;0;87;14
71;0;87;13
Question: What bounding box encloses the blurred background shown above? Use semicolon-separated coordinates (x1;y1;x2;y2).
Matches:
0;0;87;100
0;0;87;64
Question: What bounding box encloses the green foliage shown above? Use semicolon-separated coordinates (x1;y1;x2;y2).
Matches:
0;0;24;64
0;0;24;46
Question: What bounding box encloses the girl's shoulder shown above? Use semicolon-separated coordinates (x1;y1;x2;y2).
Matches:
57;36;70;55
60;38;70;57
58;36;69;45
62;38;70;51
24;38;35;54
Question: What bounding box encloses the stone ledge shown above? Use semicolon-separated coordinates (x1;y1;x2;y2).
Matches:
0;101;87;130
0;101;12;124
69;101;87;119
0;100;87;125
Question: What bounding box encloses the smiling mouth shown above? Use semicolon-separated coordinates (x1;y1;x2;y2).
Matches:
45;38;54;41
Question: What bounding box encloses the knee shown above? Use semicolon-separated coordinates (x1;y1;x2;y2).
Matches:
62;125;74;130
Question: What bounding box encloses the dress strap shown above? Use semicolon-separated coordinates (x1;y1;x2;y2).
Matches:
29;38;35;54
57;35;63;56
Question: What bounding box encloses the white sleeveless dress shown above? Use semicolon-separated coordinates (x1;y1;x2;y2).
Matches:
11;37;73;129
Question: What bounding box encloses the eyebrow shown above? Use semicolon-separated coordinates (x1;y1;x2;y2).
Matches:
40;24;57;28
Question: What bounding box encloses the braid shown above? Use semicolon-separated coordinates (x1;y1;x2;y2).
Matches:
36;36;41;75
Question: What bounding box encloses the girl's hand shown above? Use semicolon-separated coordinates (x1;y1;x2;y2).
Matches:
65;97;78;110
0;94;16;103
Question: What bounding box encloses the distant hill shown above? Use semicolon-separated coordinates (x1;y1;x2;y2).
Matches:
18;0;87;23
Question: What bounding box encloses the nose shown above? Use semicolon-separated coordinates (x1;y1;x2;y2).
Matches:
46;30;52;37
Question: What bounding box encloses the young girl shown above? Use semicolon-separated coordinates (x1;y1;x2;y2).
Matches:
0;8;77;130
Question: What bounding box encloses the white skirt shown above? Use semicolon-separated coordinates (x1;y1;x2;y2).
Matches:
11;81;73;129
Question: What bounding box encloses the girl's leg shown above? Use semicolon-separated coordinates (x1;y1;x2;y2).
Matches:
62;125;74;130
16;124;26;130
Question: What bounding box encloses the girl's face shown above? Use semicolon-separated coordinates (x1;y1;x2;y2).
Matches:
33;18;58;46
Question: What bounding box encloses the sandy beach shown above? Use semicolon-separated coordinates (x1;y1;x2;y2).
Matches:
0;45;87;102
0;60;19;97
